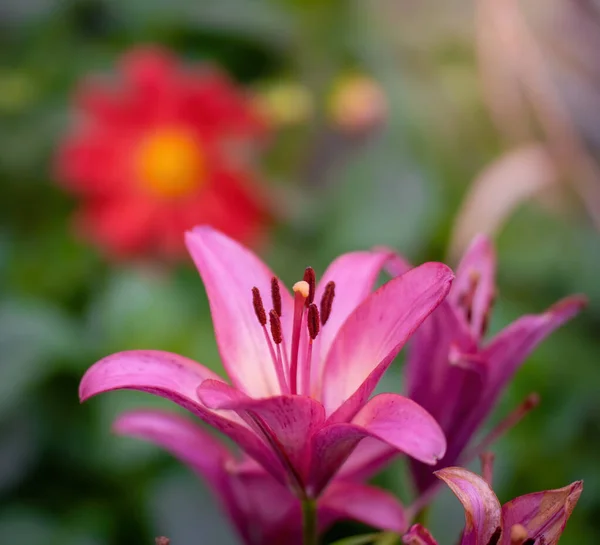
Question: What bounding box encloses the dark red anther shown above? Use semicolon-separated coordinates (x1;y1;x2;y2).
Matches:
303;267;316;306
307;303;320;340
271;276;282;317
269;310;283;344
320;281;335;325
252;287;267;326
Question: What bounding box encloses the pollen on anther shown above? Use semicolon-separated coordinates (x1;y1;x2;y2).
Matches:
293;280;310;298
320;281;336;325
303;267;316;306
307;303;320;340
271;277;282;317
251;287;267;326
509;524;528;544
269;310;283;344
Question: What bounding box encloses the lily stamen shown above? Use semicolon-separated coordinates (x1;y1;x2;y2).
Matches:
302;304;320;395
271;277;289;371
320;281;336;325
253;286;287;393
510;524;529;545
269;309;288;392
290;280;309;394
303;267;316;306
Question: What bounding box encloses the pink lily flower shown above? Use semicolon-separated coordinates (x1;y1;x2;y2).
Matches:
387;235;586;494
80;226;454;499
403;466;582;545
116;409;408;544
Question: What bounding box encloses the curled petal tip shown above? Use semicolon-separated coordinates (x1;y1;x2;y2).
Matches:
548;295;588;316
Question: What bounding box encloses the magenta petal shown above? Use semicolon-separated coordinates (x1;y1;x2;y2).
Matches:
79;350;284;482
198;379;326;487
402;524;439;545
320;481;407;533
351;394;446;465
308;394;445;496
435;467;502;545
322;262;454;419
337;438;397;482
449;235;496;338
385;252;412;277
311;250;392;391
228;470;302;545
185;226;294;397
501;481;583;545
113;409;231;491
483;295;586;395
308;423;369;496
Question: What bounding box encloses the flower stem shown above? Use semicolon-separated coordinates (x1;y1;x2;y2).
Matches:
302;497;318;545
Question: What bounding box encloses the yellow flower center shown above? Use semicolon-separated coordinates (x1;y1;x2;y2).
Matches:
136;129;204;198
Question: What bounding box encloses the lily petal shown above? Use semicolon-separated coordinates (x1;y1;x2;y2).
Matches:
501;481;583;545
79;350;284;481
312;250;392;392
403;524;439;545
322;262;454;419
113;409;231;491
198;379;325;487
450;235;496;338
185;226;294;397
228;469;301;545
435;467;502;545
406;301;475;411
351;394;446;466
337;438;397;482
309;394;446;496
320;481;407;533
483;295;587;396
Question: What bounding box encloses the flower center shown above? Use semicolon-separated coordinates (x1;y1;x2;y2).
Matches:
136;129;204;199
251;268;336;396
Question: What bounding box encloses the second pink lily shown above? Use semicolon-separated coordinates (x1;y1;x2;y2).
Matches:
80;226;454;499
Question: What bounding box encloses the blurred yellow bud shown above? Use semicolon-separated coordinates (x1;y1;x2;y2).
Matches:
328;74;387;133
253;81;314;128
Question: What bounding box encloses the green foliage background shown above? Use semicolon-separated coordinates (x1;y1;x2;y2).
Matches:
1;0;599;543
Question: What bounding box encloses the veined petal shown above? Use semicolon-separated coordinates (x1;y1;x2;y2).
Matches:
406;300;475;410
311;250;392;391
483;296;587;396
308;394;446;496
79;350;284;482
198;379;325;488
320;481;407;533
185;226;294;397
444;296;587;475
337;438;396;482
351;394;446;466
227;469;301;545
113;409;231;491
450;235;496;338
322;263;454;419
403;524;439;545
501;481;582;545
435;467;502;545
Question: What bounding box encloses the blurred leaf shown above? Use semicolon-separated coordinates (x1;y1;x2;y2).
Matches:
0;298;81;413
0;412;41;494
104;0;293;46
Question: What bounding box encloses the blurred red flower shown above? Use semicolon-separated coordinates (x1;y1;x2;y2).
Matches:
56;46;270;259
